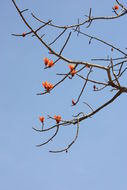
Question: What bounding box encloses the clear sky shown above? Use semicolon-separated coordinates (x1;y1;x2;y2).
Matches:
0;0;127;190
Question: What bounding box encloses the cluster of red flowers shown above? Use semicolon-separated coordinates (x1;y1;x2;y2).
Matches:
54;115;62;124
39;115;62;125
44;57;54;68
68;64;77;77
42;81;54;92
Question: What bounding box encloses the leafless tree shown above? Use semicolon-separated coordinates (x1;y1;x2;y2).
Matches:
12;0;127;153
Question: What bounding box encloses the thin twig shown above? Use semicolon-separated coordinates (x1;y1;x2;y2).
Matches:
49;119;80;153
74;29;127;56
49;28;67;46
36;126;59;147
75;67;92;104
59;32;72;55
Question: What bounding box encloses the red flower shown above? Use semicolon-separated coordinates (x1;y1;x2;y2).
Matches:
47;60;54;68
42;81;48;88
54;115;62;124
68;64;76;77
71;69;77;77
48;83;54;90
22;32;26;37
113;5;119;10
43;57;49;66
43;58;54;68
39;116;45;123
72;99;76;106
42;81;54;91
68;64;75;71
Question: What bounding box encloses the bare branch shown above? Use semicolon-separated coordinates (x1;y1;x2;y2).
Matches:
74;29;127;56
49;120;80;153
36;126;59;147
74;90;123;124
75;67;92;105
31;8;127;29
59;32;72;55
49;28;67;46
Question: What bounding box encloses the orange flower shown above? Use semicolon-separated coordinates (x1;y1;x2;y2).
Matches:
113;5;119;10
39;116;45;123
22;32;26;37
68;64;76;77
68;64;75;71
47;83;54;90
43;57;49;66
71;69;77;77
54;115;62;124
42;81;54;91
72;99;76;106
42;81;48;88
47;60;54;68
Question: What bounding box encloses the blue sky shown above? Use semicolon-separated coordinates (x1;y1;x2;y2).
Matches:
0;0;127;189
